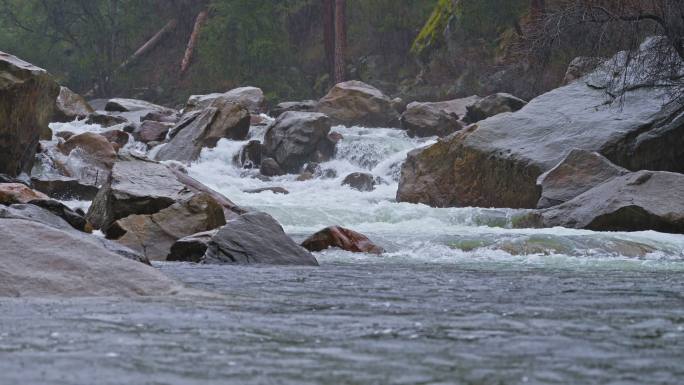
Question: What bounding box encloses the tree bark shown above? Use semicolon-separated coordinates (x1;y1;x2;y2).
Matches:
119;18;177;70
334;0;347;84
180;10;209;75
323;0;335;77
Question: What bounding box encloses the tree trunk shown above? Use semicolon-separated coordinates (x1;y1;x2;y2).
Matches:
530;0;545;20
323;0;335;77
333;0;347;84
180;10;209;75
119;18;177;70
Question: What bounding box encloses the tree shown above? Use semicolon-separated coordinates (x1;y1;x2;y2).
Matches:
333;0;347;83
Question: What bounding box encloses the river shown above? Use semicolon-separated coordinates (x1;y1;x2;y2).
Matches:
1;121;683;384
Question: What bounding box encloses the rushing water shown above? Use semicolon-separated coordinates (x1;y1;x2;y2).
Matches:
2;121;684;384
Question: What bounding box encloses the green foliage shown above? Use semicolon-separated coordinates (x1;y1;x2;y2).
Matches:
411;0;453;55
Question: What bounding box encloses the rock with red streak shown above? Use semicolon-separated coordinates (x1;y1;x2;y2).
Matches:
301;226;384;254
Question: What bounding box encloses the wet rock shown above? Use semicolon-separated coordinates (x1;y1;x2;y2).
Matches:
391;97;407;114
53;86;94;122
296;172;314;182
0;51;60;176
155;99;250;162
87;160;244;234
202;212;319;266
400;99;469;138
31;175;99;201
260;158;284;176
167;110;202;139
55;131;75;141
0;183;49;205
301;226;384;254
186;86;264;114
0;217;182;297
342;172;376;192
239;140;263;168
464;93;527;123
270;100;318;117
58;132;117;184
0;173;31;187
27;199;90;233
167;230;217;263
85;112;129;128
537;149;629;208
539;171;684;234
398;40;684;209
105;98;174;115
244;187;289;195
263;111;335;173
108;193;226;261
100;129;130;150
134;120;173;143
140;110;178;124
317;80;400;127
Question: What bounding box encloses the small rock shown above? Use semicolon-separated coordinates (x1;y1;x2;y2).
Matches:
0;183;49;205
28;199;91;233
260;158;285;177
244;187;289;195
134;121;173;143
239;140;262;168
100;130;130;150
301;226;384;254
342;172;376;192
297;172;314;182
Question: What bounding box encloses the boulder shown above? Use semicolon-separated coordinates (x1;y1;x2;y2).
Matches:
58;132;117;185
1;204;147;264
263;111;335;173
260;158;284;177
538;171;684;234
244;187;289;195
140;110;178;123
155;98;250;162
186;86;264;113
0;51;60;176
0;183;49;205
239;140;262;168
270;100;318;117
105;98;174;115
537;149;629;208
317;80;400;127
108;193;226;261
0;218;182;297
400;101;465;138
202;212;319;266
86;160;243;233
342;172;376;192
30;175;99;200
134;120;173;143
53;86;94;122
564;56;604;84
167;110;202;139
301;226;384;254
100;129;130;151
464;93;527;123
0;173;31;186
167;230;217;263
398;39;684;209
85;112;129;128
27;199;91;233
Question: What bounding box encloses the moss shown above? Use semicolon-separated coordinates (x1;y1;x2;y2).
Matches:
411;0;454;55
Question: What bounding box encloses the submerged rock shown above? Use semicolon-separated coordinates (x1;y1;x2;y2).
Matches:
398;39;684;209
537;149;629;208
167;230;217;263
539;171;684;234
317;80;399;127
260;158;284;177
464;93;527;123
244;187;289;195
155;98;250;162
203;212;318;266
0;218;181;297
342;172;376;192
263;111;335;173
0;51;60;176
301;226;384;254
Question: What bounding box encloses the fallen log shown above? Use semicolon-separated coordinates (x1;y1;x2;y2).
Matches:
180;10;209;76
119;19;178;70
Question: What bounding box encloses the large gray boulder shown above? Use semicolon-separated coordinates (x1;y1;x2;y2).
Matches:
202;212;319;266
398;38;684;209
537;149;629;208
263;111;335;173
538;171;684;234
271;100;318;117
0;51;59;176
86;160;243;235
463;93;527;123
108;193;226;261
317;81;399;127
0;217;182;297
155;98;250;162
186;86;264;114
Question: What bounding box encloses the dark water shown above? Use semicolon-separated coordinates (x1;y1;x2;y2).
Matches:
1;261;683;385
